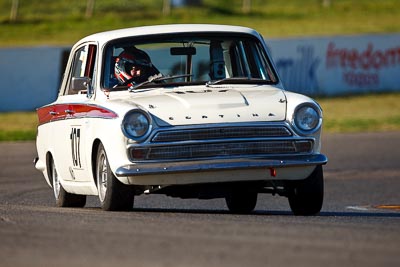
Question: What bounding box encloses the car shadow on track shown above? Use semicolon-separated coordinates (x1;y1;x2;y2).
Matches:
126;207;400;218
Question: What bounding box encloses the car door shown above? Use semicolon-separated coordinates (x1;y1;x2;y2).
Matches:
52;43;97;182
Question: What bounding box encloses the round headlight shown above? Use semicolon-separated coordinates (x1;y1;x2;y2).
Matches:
122;110;151;140
294;105;320;133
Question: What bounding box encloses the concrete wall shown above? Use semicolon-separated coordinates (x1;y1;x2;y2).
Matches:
0;47;69;112
1;34;399;112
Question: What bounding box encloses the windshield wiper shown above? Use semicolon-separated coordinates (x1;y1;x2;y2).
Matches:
206;77;271;87
129;74;193;92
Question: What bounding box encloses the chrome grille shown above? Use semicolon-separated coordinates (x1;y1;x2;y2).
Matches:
130;140;313;161
128;125;314;161
152;126;292;142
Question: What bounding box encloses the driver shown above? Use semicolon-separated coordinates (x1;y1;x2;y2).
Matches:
114;47;159;87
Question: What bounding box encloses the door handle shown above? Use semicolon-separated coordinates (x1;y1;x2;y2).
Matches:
65;109;75;114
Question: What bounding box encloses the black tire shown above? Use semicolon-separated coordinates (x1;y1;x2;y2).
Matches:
96;143;134;211
288;165;324;216
50;157;86;208
225;190;258;214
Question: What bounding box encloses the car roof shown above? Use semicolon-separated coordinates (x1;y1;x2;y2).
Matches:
75;24;262;47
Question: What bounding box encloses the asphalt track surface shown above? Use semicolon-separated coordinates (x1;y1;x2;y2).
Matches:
0;132;399;267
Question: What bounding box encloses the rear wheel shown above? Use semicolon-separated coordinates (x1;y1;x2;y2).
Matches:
50;157;86;208
225;190;258;214
288;165;324;216
96;143;134;211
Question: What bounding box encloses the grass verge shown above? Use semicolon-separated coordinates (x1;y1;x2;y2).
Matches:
1;0;400;46
0;112;38;141
318;93;400;133
1;93;399;141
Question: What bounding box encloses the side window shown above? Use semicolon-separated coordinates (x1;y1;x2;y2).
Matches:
66;44;97;95
71;47;86;78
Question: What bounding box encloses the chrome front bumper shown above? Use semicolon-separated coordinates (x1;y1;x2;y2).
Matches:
116;154;327;177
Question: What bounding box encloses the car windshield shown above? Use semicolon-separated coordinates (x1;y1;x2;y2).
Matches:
102;33;278;90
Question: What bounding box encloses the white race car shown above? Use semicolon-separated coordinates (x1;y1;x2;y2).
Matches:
34;24;327;215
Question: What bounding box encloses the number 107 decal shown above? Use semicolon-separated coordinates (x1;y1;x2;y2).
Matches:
70;127;82;168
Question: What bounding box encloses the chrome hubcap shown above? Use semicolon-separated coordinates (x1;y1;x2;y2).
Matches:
97;151;108;202
52;161;60;199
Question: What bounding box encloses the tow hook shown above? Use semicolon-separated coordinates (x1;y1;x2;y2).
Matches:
269;167;277;177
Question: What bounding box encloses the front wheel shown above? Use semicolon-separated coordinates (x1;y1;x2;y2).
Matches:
287;165;324;216
96;143;134;211
50;157;86;208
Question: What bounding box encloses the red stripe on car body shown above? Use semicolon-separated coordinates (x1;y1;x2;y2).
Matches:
37;104;118;125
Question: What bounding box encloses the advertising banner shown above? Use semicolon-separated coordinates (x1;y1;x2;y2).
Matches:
268;34;400;96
